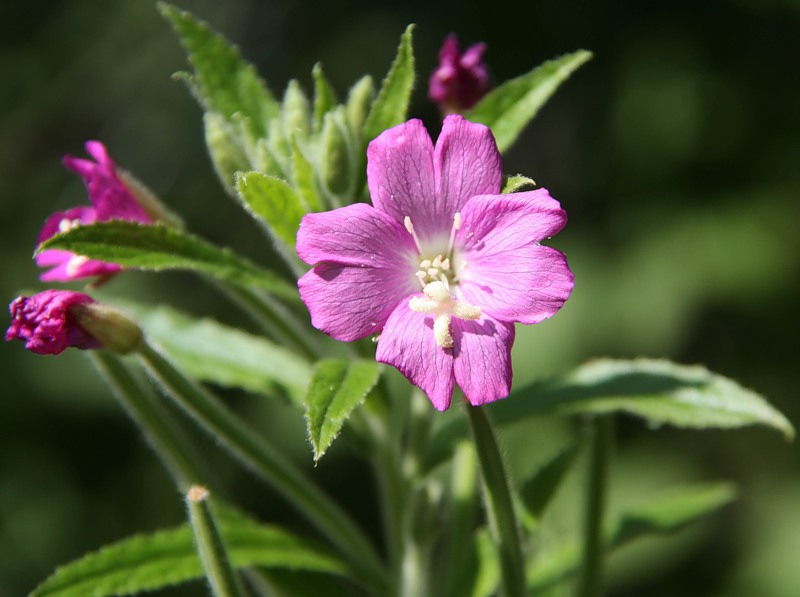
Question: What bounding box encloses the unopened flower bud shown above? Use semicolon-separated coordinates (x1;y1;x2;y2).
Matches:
429;34;490;114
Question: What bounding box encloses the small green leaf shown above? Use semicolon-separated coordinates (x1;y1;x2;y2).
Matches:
38;221;299;301
305;359;381;462
320;108;355;197
204;111;251;192
501;174;537;194
31;509;351;597
312;63;338;133
519;441;583;524
346;75;374;137
291;137;325;212
494;358;794;439
527;482;737;590
121;303;311;402
282;79;312;141
160;3;279;138
363;24;415;144
235;171;307;253
466;50;592;154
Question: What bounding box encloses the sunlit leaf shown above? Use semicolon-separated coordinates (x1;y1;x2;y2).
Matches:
304;359;381;462
38;221;299;301
31;508;351;597
466;50;592;153
495;359;794;439
363;24;415;144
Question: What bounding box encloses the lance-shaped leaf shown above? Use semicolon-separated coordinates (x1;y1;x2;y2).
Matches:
31;508;352;597
519;441;584;526
235;171;307;255
493;359;794;439
527;482;737;590
363;24;415;144
304;359;381;462
38;221;299;301
466;50;592;154
160;3;279;138
121;303;310;402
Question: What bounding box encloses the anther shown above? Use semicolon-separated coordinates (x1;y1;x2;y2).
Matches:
447;212;462;255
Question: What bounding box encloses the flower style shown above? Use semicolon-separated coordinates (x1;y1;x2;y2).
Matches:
297;115;574;410
6;290;101;355
35;141;153;282
429;34;491;114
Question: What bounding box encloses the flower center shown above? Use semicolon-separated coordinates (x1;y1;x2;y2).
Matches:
404;214;481;348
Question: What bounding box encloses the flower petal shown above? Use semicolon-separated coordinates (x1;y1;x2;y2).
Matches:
296;203;417;269
366;119;442;239
298;263;412;342
376;301;455;410
456;190;574;324
434;115;502;217
452;314;515;406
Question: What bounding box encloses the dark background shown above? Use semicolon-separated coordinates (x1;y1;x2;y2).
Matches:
1;0;798;595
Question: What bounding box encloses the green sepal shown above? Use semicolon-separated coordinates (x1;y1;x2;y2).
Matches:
346;75;374;137
203;111;250;192
320;107;355;198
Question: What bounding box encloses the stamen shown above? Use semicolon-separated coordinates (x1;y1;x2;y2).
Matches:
404;216;423;254
432;255;442;269
447;212;462;255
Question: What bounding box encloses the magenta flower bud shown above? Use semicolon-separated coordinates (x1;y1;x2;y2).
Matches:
428;34;490;114
6;290;142;355
35;141;154;283
6;290;101;355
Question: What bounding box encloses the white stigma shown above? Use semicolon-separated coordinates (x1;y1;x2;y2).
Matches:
409;280;481;348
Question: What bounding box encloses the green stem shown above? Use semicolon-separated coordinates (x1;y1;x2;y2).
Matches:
185;486;244;597
465;403;526;597
89;351;205;490
577;417;612;597
136;340;387;593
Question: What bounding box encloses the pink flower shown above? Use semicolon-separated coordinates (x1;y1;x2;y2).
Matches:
36;141;152;282
429;34;490;114
297;116;574;410
6;290;101;355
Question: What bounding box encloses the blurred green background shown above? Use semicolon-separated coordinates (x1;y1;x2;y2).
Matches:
1;0;798;595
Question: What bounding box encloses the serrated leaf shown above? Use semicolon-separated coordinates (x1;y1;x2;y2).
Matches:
493;359;794;439
527;482;737;590
312;63;338;133
160;3;279;138
305;359;381;462
363;24;415;144
38;221;299;301
235;171;307;254
121;303;310;402
466;50;592;154
31;509;351;597
519;441;583;524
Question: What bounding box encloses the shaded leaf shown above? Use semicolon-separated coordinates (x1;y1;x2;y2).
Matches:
31;509;351;597
305;359;381;462
466;50;592;154
363;25;415;144
38;221;299;301
519;441;583;524
527;482;737;590
121;303;310;402
494;359;794;439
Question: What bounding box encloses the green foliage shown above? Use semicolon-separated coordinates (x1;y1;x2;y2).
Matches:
363;24;416;145
501;174;538;194
30;508;351;597
120;303;310;402
304;359;382;462
528;482;737;590
37;221;300;301
235;170;307;256
519;441;584;525
312;63;338;133
495;358;794;439
466;50;592;153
